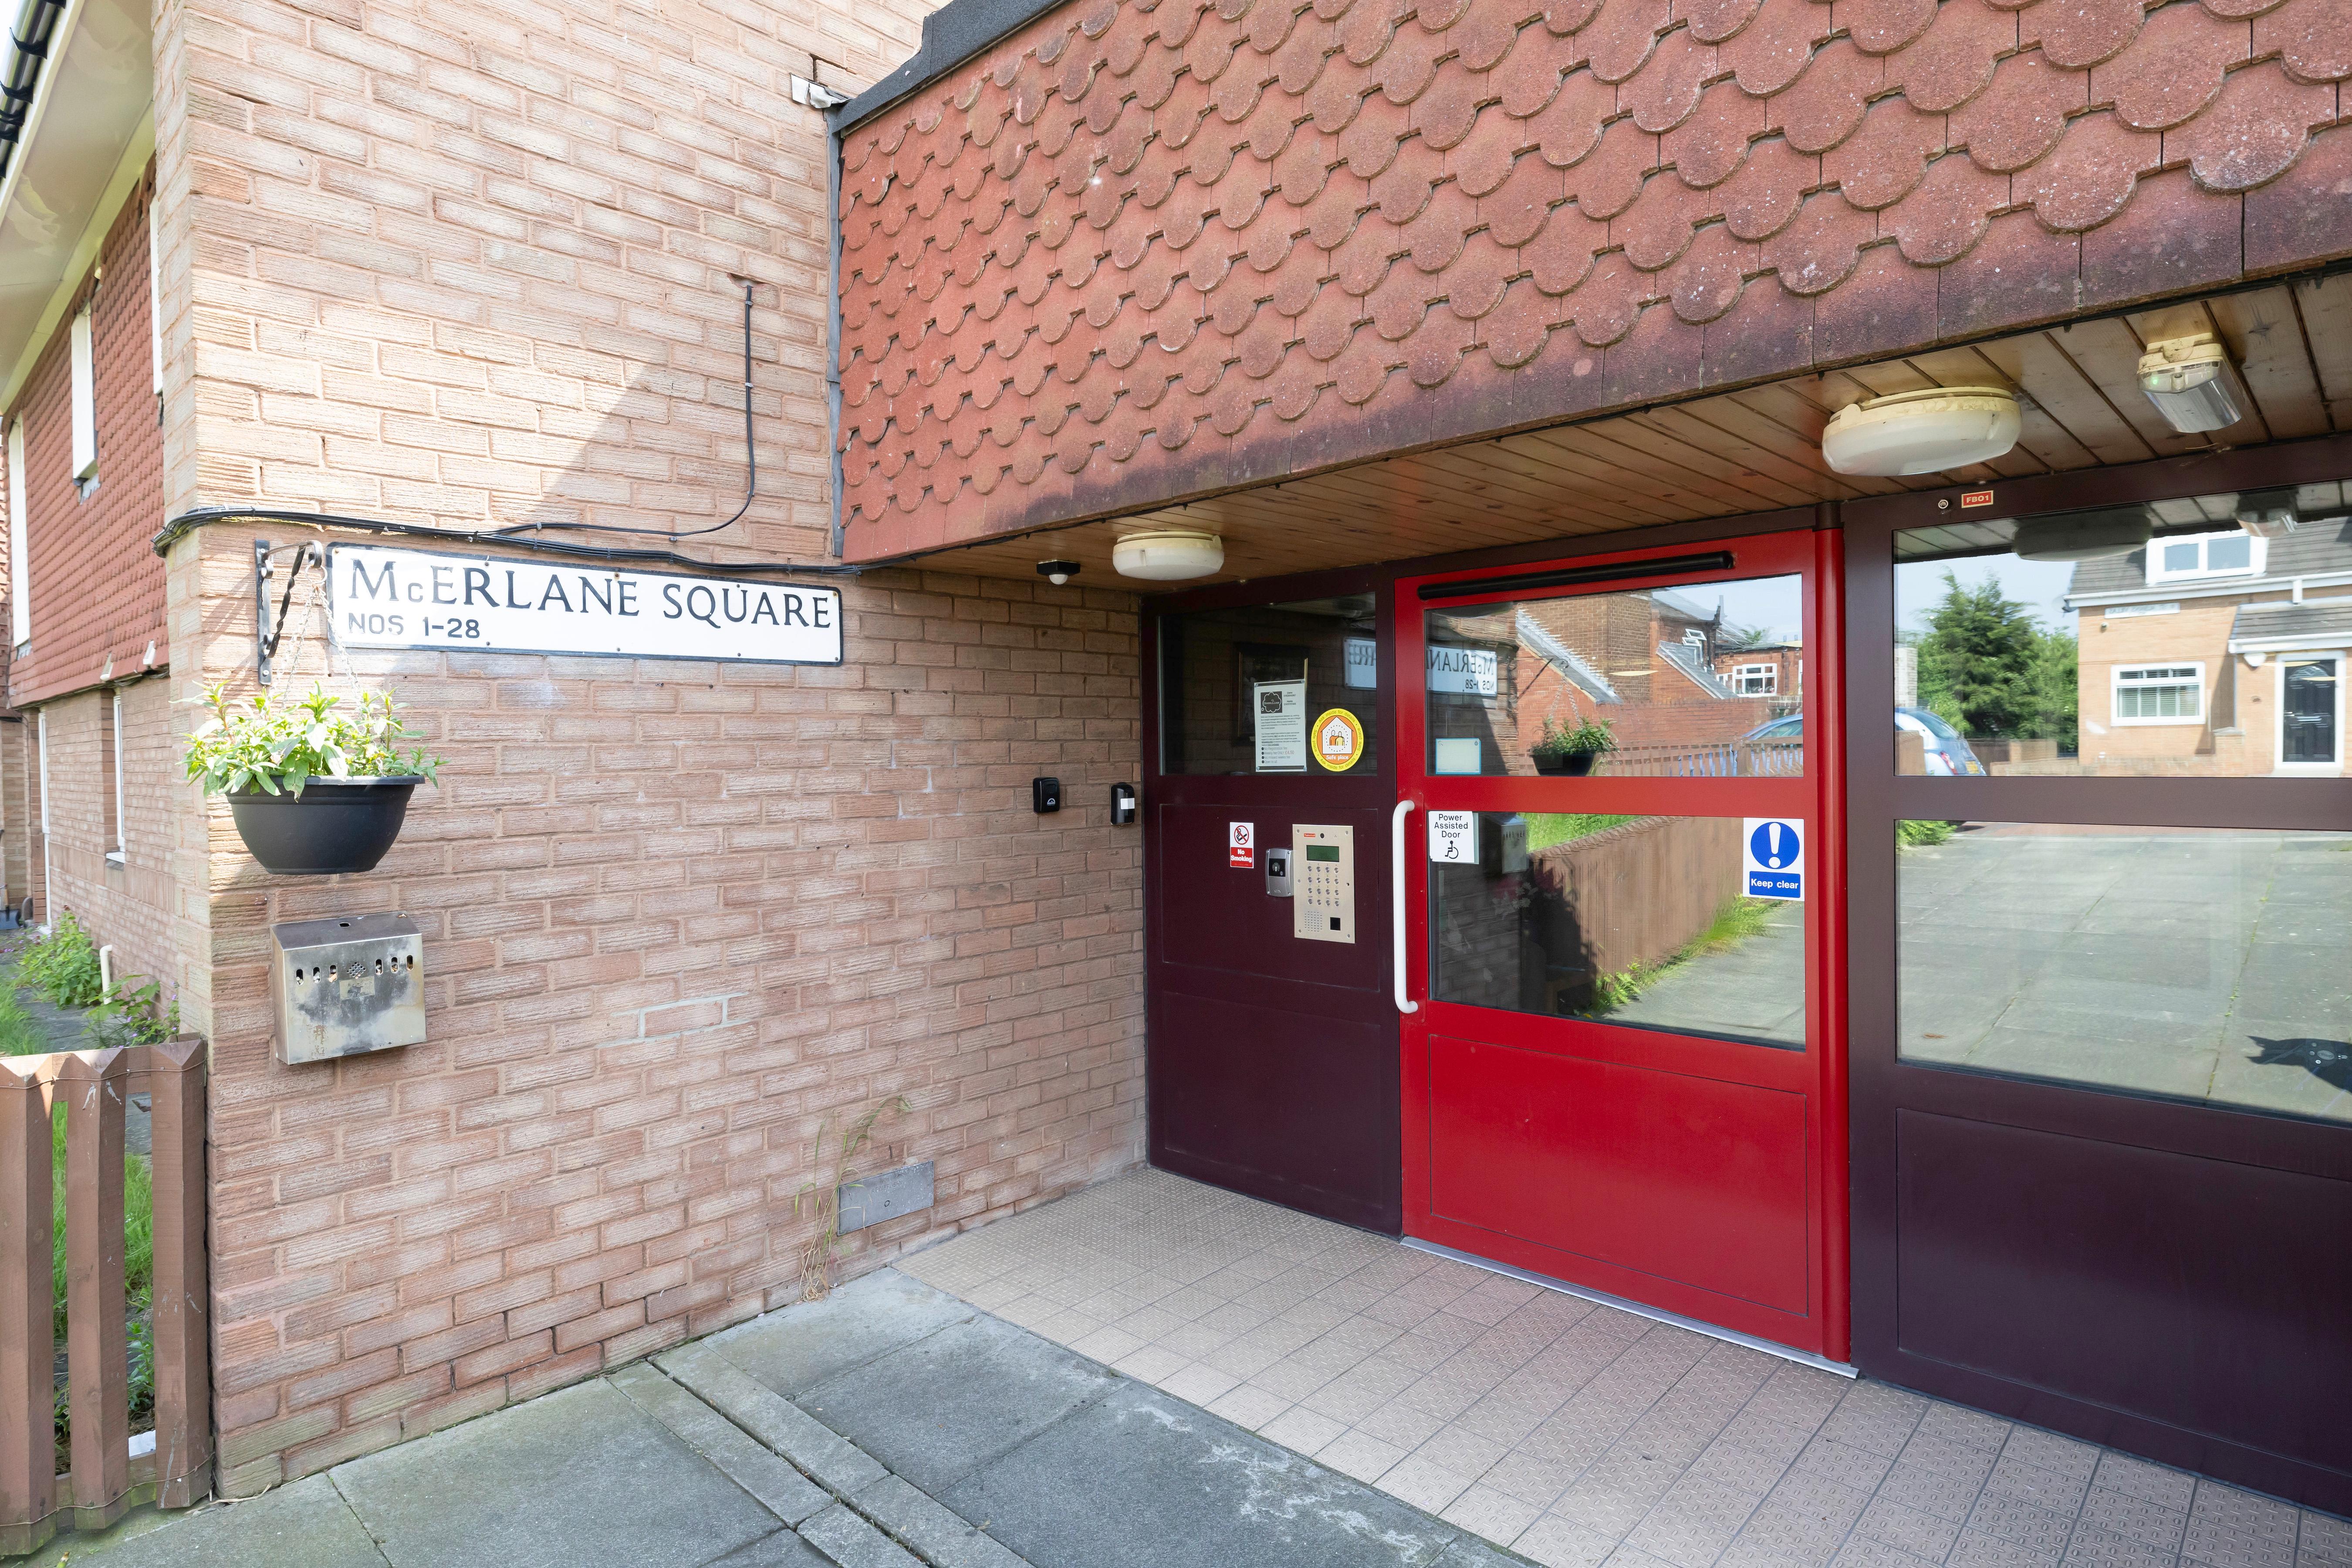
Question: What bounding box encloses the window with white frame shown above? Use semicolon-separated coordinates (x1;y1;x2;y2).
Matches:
2145;531;2264;583
6;419;25;648
2113;663;2205;723
1732;663;1778;695
103;691;124;861
69;302;96;482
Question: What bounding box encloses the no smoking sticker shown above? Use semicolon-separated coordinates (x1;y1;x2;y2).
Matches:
1229;821;1255;868
1743;818;1804;900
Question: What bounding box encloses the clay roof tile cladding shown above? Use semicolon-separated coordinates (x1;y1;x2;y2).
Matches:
836;0;2352;558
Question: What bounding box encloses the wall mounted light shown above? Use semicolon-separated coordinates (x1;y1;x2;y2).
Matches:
1112;530;1224;581
1821;387;2021;476
1036;559;1080;585
2138;335;2245;433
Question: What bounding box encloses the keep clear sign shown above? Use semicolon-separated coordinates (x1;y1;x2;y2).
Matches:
328;544;845;665
1743;818;1804;899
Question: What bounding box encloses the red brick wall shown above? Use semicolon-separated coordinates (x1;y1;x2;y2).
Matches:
7;184;169;709
35;679;182;996
192;538;1146;1490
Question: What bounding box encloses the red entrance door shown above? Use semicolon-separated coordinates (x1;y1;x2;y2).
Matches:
1395;530;1848;1359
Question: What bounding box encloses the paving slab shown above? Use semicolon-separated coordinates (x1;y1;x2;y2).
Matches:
331;1378;778;1568
939;1378;1472;1568
797;1502;924;1568
710;1270;975;1397
797;1314;1117;1494
611;1361;833;1524
662;1342;892;1496
852;1473;1032;1568
47;1475;387;1568
703;1531;833;1568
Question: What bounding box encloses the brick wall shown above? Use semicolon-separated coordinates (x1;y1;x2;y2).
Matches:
190;539;1145;1490
7;187;169;710
35;680;183;996
161;0;1162;1494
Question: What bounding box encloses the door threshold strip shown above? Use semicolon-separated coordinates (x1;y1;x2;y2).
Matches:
1402;1238;1859;1379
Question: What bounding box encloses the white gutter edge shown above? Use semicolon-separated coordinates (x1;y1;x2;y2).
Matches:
0;0;82;224
2065;570;2352;611
0;103;151;415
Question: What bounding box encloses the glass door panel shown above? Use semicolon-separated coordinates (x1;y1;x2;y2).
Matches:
1398;530;1845;1359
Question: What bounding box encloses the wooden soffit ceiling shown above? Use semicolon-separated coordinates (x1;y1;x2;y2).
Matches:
896;276;2352;588
836;0;2352;568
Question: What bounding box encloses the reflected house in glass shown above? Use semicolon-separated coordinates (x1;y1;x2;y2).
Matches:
2066;498;2352;777
1430;585;1801;776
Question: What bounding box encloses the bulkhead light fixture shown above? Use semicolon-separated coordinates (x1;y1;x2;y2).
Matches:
2138;335;2245;434
1821;387;2022;476
1112;530;1224;581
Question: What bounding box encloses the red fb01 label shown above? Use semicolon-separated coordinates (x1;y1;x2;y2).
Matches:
1960;489;1994;509
1229;821;1255;868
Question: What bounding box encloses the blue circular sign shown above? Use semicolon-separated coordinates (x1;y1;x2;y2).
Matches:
1749;821;1796;869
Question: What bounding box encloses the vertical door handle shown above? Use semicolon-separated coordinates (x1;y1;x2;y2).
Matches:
1392;799;1419;1015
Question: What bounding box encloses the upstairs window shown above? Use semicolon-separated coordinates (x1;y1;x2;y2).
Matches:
102;691;123;860
1731;663;1778;696
2145;531;2262;583
70;301;97;483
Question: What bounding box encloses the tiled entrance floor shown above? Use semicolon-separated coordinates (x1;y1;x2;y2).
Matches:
898;1169;2347;1568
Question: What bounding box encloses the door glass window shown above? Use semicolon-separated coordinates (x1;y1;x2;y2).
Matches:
1894;485;2352;776
1159;595;1381;775
1896;821;2352;1124
1424;575;1804;777
2281;658;2339;765
1430;813;1805;1049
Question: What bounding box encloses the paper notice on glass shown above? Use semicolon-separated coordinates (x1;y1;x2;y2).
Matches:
1254;679;1309;772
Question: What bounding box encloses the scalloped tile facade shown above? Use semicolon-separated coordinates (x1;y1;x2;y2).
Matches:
837;0;2352;560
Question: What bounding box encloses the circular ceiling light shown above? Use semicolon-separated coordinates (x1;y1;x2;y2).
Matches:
1821;387;2022;476
1112;530;1225;581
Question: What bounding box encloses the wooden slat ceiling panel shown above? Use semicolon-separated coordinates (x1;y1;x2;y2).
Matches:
904;285;2347;590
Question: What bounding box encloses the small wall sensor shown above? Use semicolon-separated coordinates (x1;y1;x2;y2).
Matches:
1032;777;1062;814
1110;783;1136;825
1037;560;1080;586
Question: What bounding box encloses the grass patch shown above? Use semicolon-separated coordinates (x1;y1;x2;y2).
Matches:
0;982;51;1056
1897;819;1960;849
1587;897;1779;1014
1525;813;1638;854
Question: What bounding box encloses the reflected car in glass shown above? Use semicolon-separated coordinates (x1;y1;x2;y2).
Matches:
1740;710;1986;774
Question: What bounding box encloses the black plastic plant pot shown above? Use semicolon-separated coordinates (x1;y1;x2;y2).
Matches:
224;777;424;875
1531;751;1600;777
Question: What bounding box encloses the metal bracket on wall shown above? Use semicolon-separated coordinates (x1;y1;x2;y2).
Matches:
253;537;321;687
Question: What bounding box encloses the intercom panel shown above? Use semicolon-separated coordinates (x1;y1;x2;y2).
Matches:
1292;824;1355;943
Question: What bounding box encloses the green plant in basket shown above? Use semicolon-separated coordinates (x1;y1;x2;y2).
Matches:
184;684;441;798
1531;715;1616;759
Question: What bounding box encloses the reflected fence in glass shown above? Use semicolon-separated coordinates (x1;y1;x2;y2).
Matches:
1894;483;2352;778
1897;821;2352;1125
1431;813;1805;1049
1425;574;1805;778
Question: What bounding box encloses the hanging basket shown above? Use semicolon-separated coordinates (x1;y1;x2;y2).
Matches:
1531;751;1600;777
224;777;425;875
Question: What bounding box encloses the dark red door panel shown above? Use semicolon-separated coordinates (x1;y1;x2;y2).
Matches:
1155;989;1400;1231
1895;1110;2352;1489
1429;1035;1811;1314
1158;806;1383;988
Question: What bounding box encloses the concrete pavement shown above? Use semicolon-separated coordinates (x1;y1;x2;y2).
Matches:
34;1267;1526;1568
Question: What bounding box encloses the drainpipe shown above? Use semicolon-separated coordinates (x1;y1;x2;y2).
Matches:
824;101;847;561
0;0;69;186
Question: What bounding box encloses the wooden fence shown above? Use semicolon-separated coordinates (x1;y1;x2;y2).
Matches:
0;1039;208;1555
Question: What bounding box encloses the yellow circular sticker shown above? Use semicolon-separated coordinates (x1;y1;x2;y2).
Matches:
1312;708;1365;772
